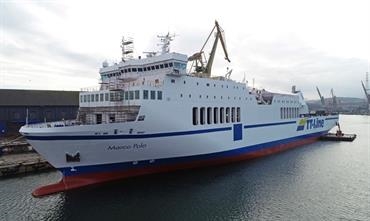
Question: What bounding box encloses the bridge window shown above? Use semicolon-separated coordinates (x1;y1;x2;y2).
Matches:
200;107;205;125
280;108;283;119
214;107;218;124
105;93;109;101
191;106;241;126
129;91;134;100
135;90;140;99
207;107;212;124
169;63;173;67
100;93;104;101
138;68;143;72
150;90;156;100
226;107;230;123
220;107;225;123
132;68;137;72
192;107;198;125
231;107;235;122
164;63;169;68
157;91;163;100
110;91;123;101
143;90;148;99
237;107;240;122
160;64;164;69
95;94;99;102
155;65;159;69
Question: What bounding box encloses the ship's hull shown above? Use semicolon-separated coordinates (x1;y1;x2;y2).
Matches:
22;116;338;197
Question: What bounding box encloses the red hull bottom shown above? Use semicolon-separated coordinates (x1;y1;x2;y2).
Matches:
33;136;319;197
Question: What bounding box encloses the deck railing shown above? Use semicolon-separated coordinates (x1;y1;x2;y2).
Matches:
25;120;80;128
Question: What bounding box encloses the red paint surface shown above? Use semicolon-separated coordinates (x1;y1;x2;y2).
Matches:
33;136;319;197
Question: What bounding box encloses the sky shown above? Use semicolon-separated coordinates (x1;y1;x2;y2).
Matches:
0;0;369;99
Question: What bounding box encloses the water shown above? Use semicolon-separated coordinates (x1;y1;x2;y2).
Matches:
0;115;369;221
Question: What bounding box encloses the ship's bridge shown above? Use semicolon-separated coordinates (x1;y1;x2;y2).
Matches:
99;52;188;82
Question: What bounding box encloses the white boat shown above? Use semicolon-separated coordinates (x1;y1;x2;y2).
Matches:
20;21;338;197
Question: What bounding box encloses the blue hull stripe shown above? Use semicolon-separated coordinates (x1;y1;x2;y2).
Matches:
60;131;326;176
244;121;296;129
325;117;339;120
26;120;302;141
26;127;232;141
26;117;337;141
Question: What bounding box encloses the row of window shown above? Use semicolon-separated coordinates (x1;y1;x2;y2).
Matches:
80;90;163;103
170;79;245;90
192;107;241;125
280;107;299;119
103;62;186;78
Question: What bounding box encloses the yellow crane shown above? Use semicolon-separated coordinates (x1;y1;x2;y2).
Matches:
189;21;231;78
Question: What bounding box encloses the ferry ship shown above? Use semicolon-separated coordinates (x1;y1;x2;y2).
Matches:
20;21;339;197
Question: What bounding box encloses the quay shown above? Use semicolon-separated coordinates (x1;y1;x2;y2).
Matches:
0;153;53;177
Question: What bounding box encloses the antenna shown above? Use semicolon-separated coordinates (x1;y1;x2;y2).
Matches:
366;72;369;90
157;33;175;54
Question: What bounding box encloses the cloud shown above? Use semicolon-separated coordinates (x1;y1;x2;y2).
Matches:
0;3;101;89
0;1;369;100
224;34;368;99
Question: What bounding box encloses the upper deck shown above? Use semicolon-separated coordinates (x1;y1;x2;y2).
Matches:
99;52;188;84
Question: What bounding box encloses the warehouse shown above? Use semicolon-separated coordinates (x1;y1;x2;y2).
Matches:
0;89;79;136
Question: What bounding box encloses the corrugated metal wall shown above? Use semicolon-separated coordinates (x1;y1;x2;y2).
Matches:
0;106;78;135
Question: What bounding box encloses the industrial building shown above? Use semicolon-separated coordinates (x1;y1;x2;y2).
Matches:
0;89;79;136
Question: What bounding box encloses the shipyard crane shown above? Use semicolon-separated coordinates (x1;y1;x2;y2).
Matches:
316;86;326;107
361;80;370;101
361;80;370;111
331;88;337;111
188;21;231;78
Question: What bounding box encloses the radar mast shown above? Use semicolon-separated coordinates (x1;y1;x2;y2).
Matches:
121;36;134;62
157;33;175;54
